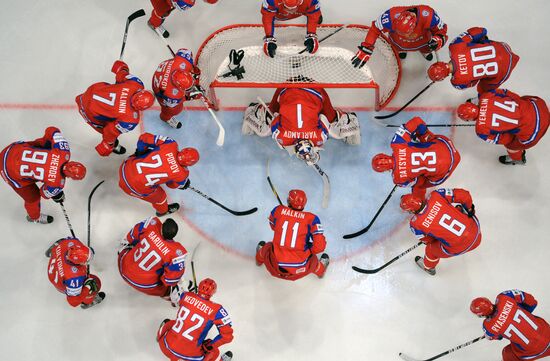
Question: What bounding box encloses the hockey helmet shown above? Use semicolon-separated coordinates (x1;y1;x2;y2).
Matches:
62;161;87;180
371;153;394;173
131;90;155;111
470;297;495;317
177;147;200;166
172;70;194;92
67;243;94;265
400;194;424;213
395;11;417;36
288;189;307;211
457;102;479;121
198;278;217;300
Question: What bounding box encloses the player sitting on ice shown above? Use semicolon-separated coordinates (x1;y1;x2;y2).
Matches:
372;117;460;199
352;4;448;68
457;89;549;165
471;290;550;361
401;188;481;276
118;217;188;303
76;60;154;157
243;87;360;165
45;237;105;309
428;27;520;93
148;0;219;39
152;48;205;129
261;0;322;57
157;278;234;361
119;132;199;216
0;127;86;224
256;189;329;281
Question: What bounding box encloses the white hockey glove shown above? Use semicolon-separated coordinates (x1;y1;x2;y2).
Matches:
242;103;273;137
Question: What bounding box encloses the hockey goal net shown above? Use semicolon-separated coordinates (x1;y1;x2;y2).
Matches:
196;24;401;110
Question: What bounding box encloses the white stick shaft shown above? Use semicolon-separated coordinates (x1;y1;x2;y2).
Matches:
257;96;274;117
201;98;225;147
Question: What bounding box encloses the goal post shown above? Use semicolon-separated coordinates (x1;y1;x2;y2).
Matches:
196;24;401;111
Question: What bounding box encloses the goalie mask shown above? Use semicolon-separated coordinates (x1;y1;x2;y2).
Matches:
294;139;320;165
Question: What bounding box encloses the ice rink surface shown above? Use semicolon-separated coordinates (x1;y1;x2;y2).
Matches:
0;1;549;360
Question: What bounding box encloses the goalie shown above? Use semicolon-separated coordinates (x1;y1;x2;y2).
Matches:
242;87;360;165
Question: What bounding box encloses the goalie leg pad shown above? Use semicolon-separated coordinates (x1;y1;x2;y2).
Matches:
242;103;272;137
329;111;361;145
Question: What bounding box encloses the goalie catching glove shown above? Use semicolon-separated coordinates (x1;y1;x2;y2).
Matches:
242;103;274;137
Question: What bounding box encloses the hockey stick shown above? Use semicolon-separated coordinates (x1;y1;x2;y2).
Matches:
311;163;330;209
343;184;397;239
298;25;348;54
119;9;146;60
87;180;104;272
59;202;76;238
266;158;283;205
188;242;200;293
381;124;475;128
374;81;435;120
399;335;485;361
188;186;258;216
152;28;225;146
352;241;422;274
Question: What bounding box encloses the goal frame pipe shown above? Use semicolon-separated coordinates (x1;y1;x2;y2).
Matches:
195;23;402;111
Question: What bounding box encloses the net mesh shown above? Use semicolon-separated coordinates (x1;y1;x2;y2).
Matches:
196;24;400;109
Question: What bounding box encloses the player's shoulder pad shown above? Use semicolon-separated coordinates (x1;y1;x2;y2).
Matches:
215;306;232;326
375;10;392;31
64;275;86;296
176;49;194;65
171;250;187;265
429;10;445;30
52;132;70;152
262;0;277;10
501;289;524;299
125;74;144;87
116;121;138;134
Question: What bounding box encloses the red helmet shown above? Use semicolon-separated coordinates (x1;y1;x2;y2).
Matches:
394;11;417;36
288;189;307;210
198;278;217;300
62;161;86;180
457;102;479;121
67;243;94;265
428;62;451;82
281;0;303;10
131;90;154;111
172;70;194;92
470;297;495;317
177;147;199;166
371;153;394;173
400;194;424;213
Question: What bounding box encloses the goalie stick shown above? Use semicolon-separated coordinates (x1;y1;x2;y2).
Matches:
374;81;435;120
257;97;331;208
399;335;485;361
119;9;146;60
266;158;283;205
188;186;258;216
343;185;397;239
87;180;105;273
152;28;225;147
352;241;422;274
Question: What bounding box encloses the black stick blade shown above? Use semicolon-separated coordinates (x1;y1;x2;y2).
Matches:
352;265;382;274
128;9;146;21
227;207;258;216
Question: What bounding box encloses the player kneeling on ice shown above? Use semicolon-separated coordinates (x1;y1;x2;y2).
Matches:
46;238;105;309
243;87;360;165
457;89;549;165
148;0;219;39
351;4;447;68
152;48;205;129
372;117;460;199
256;189;329;280
119;132;199;216
76;60;154;157
157;278;234;361
471;290;550;361
261;0;322;57
118;217;188;302
401;188;481;276
428;27;519;93
0;127;86;224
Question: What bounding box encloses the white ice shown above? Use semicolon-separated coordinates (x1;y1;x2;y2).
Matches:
0;1;549;360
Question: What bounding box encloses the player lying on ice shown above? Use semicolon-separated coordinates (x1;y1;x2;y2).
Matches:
242;86;360;166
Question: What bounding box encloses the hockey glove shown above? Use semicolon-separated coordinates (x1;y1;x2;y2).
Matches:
466;204;476;218
351;44;373;69
178;179;191;190
263;37;277;58
428;35;445;51
304;33;319;54
187;85;205;100
84;277;99;294
111;60;129;74
201;339;214;353
52;191;65;204
95;141;113;157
